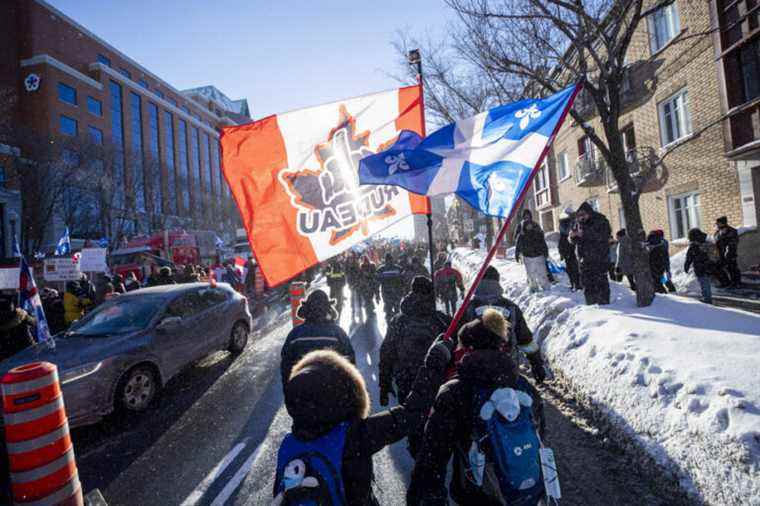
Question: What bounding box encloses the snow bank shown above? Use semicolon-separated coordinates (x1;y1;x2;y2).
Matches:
451;248;760;505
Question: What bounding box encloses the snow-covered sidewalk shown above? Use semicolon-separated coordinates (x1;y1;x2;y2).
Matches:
452;248;760;505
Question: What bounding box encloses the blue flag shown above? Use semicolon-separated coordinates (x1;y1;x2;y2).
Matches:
359;85;580;217
17;242;54;345
55;226;71;255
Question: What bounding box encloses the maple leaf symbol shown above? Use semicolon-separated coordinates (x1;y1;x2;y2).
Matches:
280;105;397;245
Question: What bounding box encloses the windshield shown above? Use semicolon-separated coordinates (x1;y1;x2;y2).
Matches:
67;296;164;336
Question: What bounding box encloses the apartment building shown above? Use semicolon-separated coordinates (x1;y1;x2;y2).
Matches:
531;0;760;267
0;0;250;253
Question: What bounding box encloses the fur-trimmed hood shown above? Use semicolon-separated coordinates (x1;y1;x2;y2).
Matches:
284;350;370;440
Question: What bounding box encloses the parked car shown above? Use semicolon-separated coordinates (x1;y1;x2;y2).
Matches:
0;282;252;428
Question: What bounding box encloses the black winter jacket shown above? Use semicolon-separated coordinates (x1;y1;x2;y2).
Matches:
515;220;549;259
379;293;450;398
571;208;612;266
376;263;405;301
685;242;711;277
407;350;543;505
715;225;739;261
280;319;355;385
647;235;670;275
0;309;36;362
558;218;576;260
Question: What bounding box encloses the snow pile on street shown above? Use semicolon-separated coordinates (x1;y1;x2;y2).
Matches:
451;248;760;505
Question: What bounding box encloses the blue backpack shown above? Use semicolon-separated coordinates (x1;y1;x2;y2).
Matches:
273;422;349;506
466;380;545;505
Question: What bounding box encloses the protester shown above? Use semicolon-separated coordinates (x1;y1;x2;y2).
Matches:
558;209;581;291
433;261;464;316
714;216;741;288
685;228;714;304
181;265;201;283
433;252;448;273
608;235;620;281
376;253;405;321
280;290;355;386
274;337;452;506
111;274;127;294
124;271;140;291
614;229;637;290
571;202;612;305
63;281;91;325
515;214;551;292
148;266;176;286
356;256;379;321
462;266;546;382
647;230;675;294
404;256;429;287
244;258;257;296
407;309;545;505
40;288;65;335
345;254;362;321
0;297;36;362
324;258;347;319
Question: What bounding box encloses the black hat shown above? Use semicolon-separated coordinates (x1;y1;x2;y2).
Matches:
411;276;433;295
483;265;500;281
297;289;337;321
458;308;509;350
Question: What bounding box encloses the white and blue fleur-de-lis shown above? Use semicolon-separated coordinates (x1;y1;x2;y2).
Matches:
385;153;410;175
515;104;541;130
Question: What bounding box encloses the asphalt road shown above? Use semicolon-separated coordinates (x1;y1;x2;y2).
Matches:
5;286;691;505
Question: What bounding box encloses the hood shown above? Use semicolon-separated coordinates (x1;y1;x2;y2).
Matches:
577;201;595;215
400;292;436;318
473;278;503;300
285;350;369;440
458;349;518;387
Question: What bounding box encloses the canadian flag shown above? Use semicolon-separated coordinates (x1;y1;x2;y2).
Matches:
221;85;429;287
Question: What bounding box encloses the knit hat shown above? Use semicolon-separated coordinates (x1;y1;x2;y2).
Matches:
296;289;338;321
411;276;433;295
483;265;500;281
458;308;509;350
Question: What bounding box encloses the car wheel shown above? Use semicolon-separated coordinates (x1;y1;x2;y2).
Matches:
116;365;159;413
228;322;249;355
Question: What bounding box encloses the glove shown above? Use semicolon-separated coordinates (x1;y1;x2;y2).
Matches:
424;336;455;371
527;352;547;384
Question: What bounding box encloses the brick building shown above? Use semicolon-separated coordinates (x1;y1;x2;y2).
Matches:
528;0;760;268
0;0;250;255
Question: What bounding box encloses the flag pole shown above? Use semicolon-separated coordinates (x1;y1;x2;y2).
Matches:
442;83;583;341
408;49;437;300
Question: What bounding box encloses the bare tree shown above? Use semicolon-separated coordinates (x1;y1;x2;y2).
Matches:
397;0;717;306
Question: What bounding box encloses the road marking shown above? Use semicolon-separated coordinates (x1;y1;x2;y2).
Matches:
180;441;247;506
210;443;265;506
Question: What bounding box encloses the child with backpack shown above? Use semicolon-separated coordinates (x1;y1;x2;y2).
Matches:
273;338;454;505
408;309;554;506
685;228;713;304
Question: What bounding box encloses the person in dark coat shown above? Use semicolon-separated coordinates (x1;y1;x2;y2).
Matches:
148;266;176;286
0;297;36;362
461;266;546;384
647;230;674;294
356;256;379;321
407;309;544;506
325;258;347;319
376;254;405;321
124;272;141;291
558;210;581;290
276;340;453;505
280;289;355;386
615;229;637;290
515;216;551;291
570;202;612;305
380;277;451;406
714;216;741;288
404;256;429;288
111;274;127;294
433;261;465;316
244;258;257;296
344;254;361;321
685;228;713;304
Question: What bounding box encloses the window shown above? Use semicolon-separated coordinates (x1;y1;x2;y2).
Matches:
166;292;205;318
558;151;570;181
155;90;165;100
97;54;111;67
202;133;212;214
88;126;103;145
177;119;190;213
669;192;701;239
191;126;202;215
739;39;760;103
648;3;680;54
181;105;191;115
211;137;222;197
110;80;126;209
534;162;551;208
164;112;177;215
138;79;149;90
622;125;637;154
86;96;102;116
60;115;78;136
168;97;178;107
119;68;132;79
658;89;692;146
129;92;146;212
58;82;77;105
148;103;162;215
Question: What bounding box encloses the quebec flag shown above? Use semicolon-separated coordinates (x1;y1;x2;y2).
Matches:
18;251;53;345
359;85;580;217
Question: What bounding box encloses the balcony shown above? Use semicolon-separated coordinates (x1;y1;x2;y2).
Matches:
575;154;605;187
726;97;760;158
606;147;657;192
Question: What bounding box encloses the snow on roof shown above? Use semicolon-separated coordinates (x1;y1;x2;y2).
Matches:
452;247;760;504
181;86;250;118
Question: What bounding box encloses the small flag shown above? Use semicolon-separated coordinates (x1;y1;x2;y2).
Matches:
97;237;109;248
17;243;53;345
215;236;225;249
359;84;580;217
55;227;71;256
12;235;21;257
